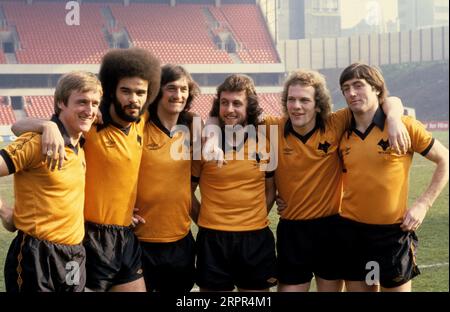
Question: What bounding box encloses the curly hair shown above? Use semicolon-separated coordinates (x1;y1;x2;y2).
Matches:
281;69;332;130
148;64;200;123
339;62;389;106
98;48;161;113
209;74;262;128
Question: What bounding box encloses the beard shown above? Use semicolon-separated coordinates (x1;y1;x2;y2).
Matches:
112;97;142;123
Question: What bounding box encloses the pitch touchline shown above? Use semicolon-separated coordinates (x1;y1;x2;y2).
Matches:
420;262;449;268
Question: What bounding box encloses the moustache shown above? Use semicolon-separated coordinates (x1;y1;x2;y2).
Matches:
124;104;141;110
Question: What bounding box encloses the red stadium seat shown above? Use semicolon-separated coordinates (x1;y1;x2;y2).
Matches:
3;2;108;64
0;51;6;64
0;97;16;125
1;2;278;64
24;96;53;119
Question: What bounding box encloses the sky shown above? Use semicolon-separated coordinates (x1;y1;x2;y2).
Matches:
340;0;398;29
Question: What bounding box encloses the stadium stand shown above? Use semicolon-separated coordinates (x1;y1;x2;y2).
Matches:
0;2;278;64
0;50;6;64
191;94;215;120
210;5;279;63
259;93;282;116
110;4;233;64
0;1;282;129
24;96;53;119
2;2;109;64
0;97;16;125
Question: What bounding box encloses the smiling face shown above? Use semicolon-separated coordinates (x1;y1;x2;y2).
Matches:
286;84;319;135
218;90;248;127
158;77;189;116
58;89;101;138
341;78;379;115
113;77;149;122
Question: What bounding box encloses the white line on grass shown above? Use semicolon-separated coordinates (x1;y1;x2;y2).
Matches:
420;262;449;269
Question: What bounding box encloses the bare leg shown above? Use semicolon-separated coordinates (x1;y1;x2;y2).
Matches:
315;277;344;292
345;280;379;292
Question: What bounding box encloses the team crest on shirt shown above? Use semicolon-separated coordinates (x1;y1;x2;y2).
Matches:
318;141;331;154
377;139;391;154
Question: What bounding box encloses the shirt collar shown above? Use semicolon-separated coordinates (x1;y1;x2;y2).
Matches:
284;118;294;138
350;105;385;132
284;118;319;140
149;111;190;138
50;114;84;152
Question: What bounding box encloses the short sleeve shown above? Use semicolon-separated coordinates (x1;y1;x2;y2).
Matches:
328;108;352;138
404;116;434;156
1;133;42;173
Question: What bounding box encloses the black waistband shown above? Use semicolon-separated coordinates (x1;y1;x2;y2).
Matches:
84;221;133;231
